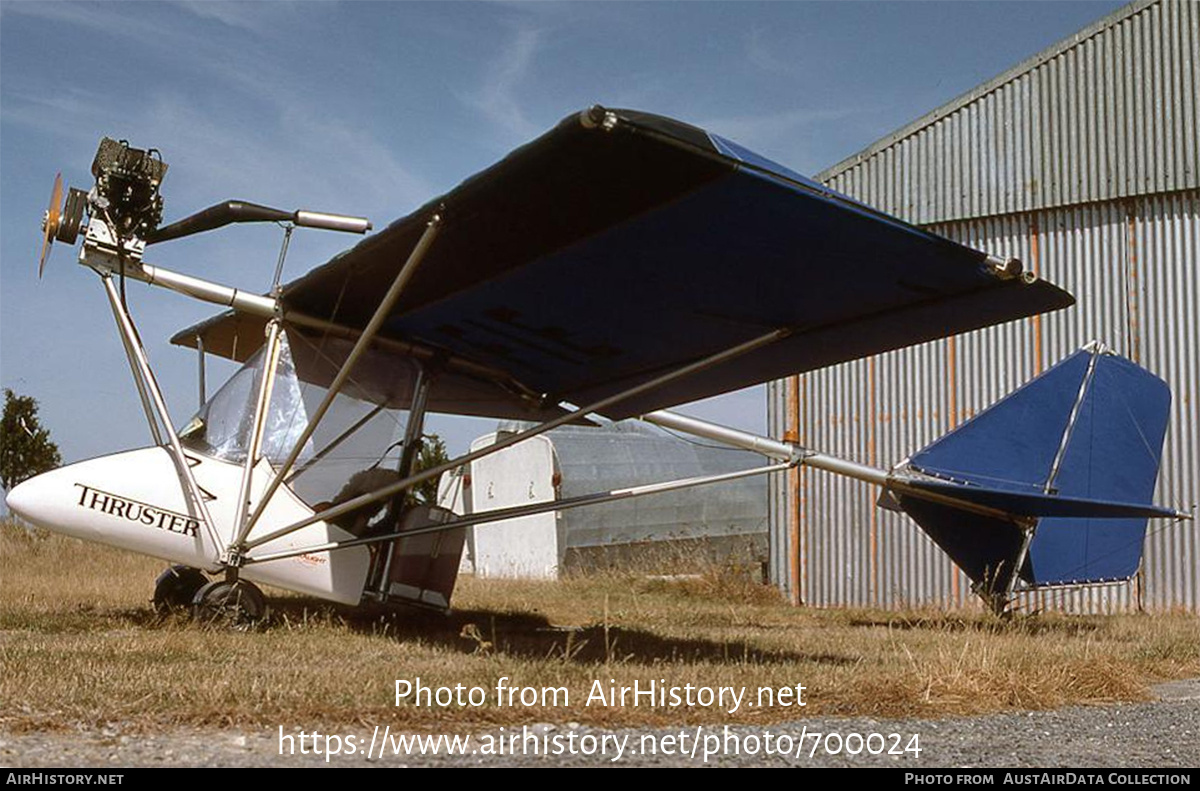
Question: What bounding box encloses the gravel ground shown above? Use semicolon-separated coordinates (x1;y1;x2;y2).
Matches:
4;680;1198;768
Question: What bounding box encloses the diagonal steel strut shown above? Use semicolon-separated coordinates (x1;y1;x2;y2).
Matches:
232;214;443;550
241;327;792;553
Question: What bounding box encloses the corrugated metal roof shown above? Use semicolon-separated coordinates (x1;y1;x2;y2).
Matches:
818;0;1198;223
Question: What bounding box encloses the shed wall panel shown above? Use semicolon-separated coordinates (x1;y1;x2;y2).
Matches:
819;0;1198;224
768;191;1198;612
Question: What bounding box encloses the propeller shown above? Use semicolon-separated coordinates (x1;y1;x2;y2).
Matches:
39;173;63;278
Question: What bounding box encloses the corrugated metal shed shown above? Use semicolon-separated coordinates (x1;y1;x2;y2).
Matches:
545;422;768;552
822;0;1197;222
457;420;768;576
768;0;1198;612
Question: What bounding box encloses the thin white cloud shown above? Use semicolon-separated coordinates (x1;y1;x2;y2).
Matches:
1;2;172;40
2;4;429;221
460;25;542;143
129;96;432;220
5;0;290;37
0;88;118;144
746;27;795;75
702;106;864;147
173;0;287;33
2;1;312;111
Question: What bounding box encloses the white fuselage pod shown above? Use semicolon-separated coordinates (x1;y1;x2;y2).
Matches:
5;447;370;605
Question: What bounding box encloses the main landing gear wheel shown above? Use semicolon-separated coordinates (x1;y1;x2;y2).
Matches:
192;579;267;628
152;565;208;614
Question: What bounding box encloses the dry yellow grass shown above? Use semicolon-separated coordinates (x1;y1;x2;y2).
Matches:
2;520;1197;733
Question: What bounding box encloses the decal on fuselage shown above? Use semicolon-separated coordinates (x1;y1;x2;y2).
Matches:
74;483;200;537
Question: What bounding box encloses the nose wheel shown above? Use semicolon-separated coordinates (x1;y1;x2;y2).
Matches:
152;565;208;613
191;578;267;628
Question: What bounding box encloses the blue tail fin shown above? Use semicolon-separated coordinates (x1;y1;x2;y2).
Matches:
893;344;1173;595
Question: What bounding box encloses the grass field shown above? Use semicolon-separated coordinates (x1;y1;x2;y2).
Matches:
2;520;1197;733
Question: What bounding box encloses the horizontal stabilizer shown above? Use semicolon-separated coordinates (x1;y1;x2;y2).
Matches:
894;345;1173;592
898;479;1181;520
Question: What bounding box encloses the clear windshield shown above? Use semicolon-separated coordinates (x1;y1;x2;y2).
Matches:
180;329;417;510
179;333;314;466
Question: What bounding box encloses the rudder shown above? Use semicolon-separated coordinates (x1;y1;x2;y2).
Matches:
892;344;1172;599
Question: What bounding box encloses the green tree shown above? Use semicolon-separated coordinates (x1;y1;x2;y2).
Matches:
410;433;451;505
0;389;62;492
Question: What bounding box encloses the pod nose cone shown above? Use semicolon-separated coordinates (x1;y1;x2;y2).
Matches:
5;472;53;527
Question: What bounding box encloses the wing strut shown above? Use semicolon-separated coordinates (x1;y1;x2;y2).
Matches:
243;461;795;565
241;327;792;555
99;273;223;554
230;213;444;554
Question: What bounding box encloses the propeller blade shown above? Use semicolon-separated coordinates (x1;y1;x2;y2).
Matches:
39;173;63;278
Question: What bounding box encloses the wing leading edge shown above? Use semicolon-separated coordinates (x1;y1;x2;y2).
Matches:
172;106;1073;418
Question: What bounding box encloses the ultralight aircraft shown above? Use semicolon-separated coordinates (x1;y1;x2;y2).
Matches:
8;106;1190;619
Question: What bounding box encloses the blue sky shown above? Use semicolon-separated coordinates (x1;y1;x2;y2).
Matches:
1;0;1125;468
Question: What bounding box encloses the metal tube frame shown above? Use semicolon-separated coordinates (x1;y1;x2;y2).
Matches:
196;335;206;408
284;402;387;484
95;232;1150;613
98;272;223;553
244;461;794;566
284;312;539;402
81;217;1187;612
108;290;164;447
1001;524;1039;609
230;319;284;549
644;409;1036;520
394;361;432;482
642;409;796;461
88;243;541;410
242;327;791;554
233;215;443;555
139;263;278;317
372;360;432;596
271;225;294;290
1044;344;1102;494
646;406;1045;614
644;408;891;487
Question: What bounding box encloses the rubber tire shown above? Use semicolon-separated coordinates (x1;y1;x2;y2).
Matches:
191;579;267;628
152;565;207;614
